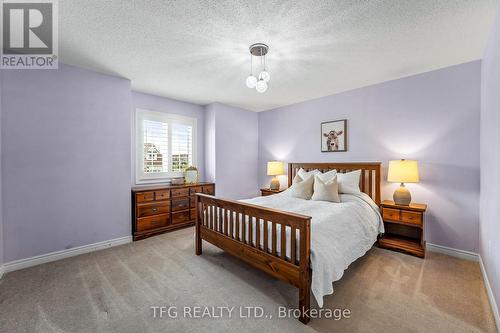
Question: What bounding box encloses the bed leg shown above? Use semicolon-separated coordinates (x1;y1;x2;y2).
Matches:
299;272;311;324
195;200;202;255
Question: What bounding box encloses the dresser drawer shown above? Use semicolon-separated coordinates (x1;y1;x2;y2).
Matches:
136;191;154;203
202;185;214;195
172;210;191;224
155;190;170;200
136;214;169;232
190;208;197;220
172;198;190;211
401;211;422;225
136;201;170;218
171;188;189;198
189;186;203;195
382;208;400;221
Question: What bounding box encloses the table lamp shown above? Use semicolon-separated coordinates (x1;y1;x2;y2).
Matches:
387;159;419;206
267;161;284;190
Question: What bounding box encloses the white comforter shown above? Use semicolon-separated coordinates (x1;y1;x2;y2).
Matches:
240;192;384;307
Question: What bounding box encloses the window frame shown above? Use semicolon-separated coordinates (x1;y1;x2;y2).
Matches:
135;108;197;184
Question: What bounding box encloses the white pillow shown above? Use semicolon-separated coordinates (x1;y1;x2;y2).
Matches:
311;174;340;202
296;168;321;182
316;169;337;182
283;174;314;199
337;170;361;194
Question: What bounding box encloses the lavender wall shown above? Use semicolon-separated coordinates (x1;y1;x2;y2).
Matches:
480;3;500;317
259;61;481;252
1;64;132;262
205;103;259;199
131;91;206;182
204;104;216;183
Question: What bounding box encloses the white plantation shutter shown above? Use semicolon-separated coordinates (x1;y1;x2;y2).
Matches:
136;109;196;183
143;119;169;174
171;123;193;172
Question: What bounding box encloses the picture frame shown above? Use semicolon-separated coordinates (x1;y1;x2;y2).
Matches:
321;119;347;152
184;166;199;184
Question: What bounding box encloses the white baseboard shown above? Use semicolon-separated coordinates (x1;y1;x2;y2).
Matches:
480;256;500;333
426;243;479;262
2;236;132;274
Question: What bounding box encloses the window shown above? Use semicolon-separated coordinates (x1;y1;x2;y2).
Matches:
136;109;196;183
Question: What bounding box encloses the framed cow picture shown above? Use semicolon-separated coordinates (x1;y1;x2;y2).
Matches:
321;119;347;152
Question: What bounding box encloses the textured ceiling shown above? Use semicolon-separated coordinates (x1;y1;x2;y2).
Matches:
59;0;498;111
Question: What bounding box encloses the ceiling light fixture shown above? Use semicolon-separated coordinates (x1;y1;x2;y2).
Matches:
245;43;270;93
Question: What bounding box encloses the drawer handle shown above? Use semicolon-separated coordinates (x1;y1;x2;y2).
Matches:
150;220;158;225
152;207;158;212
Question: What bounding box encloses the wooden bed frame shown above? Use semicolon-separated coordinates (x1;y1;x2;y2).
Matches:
195;162;381;324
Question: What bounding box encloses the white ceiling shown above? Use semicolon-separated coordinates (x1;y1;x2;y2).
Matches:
59;0;498;112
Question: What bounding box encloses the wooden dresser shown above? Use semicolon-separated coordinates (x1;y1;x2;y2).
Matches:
132;182;215;240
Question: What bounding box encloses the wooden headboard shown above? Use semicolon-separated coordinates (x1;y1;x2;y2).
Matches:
288;162;382;205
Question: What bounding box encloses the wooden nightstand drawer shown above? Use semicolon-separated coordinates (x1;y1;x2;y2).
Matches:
401;211;422;225
136;214;169;232
382;208;400;221
136;191;154;203
136;201;170;218
171;188;189;198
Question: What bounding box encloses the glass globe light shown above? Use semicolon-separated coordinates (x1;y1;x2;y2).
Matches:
245;75;257;88
256;79;268;93
259;71;270;83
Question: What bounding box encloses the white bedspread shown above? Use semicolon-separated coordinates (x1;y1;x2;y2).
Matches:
240;192;384;307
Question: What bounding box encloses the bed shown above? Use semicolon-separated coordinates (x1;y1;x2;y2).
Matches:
195;162;382;324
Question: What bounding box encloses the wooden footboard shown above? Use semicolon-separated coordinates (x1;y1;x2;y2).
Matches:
195;193;312;324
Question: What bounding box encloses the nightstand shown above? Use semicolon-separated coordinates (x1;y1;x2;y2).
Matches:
260;188;284;196
378;200;427;258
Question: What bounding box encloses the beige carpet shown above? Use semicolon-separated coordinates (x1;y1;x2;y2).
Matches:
0;227;497;333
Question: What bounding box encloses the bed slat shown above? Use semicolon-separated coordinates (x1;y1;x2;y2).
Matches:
280;226;286;260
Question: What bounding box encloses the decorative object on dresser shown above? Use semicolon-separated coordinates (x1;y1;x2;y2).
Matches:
171;178;185;185
387;159;420;205
132;183;214;240
321;119;347;152
184;166;199;184
260;188;285;196
379;200;427;258
195;162;381;324
267;161;284;190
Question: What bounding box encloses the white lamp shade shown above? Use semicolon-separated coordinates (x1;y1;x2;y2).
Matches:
387;160;420;183
267;161;284;176
256;79;268;93
246;75;257;88
259;71;270;82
